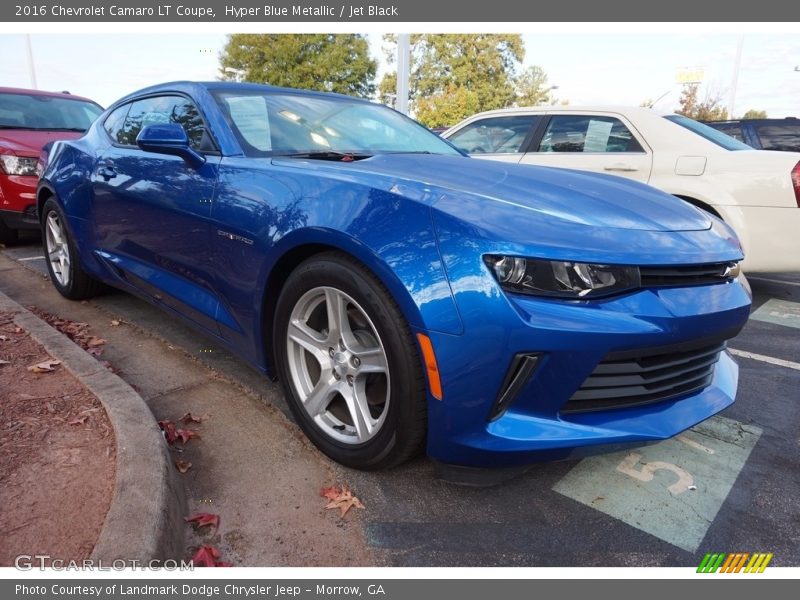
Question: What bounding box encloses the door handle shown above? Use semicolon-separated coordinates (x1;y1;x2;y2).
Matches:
97;166;117;180
604;163;638;172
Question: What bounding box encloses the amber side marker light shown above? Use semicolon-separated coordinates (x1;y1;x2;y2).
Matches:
416;333;443;400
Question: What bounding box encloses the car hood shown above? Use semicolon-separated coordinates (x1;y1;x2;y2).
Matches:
0;130;84;157
349;154;712;233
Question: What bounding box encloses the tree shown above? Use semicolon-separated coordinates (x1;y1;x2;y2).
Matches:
219;34;376;97
677;83;728;121
415;85;481;129
380;34;524;125
515;65;559;106
742;109;768;119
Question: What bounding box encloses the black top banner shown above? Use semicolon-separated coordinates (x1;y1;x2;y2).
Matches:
3;0;799;22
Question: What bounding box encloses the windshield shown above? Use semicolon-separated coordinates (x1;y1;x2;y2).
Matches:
212;90;463;158
0;92;102;131
664;115;752;151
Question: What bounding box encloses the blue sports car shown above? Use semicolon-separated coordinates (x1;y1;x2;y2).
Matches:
37;82;751;472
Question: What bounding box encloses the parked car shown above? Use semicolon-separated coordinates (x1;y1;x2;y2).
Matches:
443;106;800;272
0;87;102;244
704;117;800;152
38;82;751;471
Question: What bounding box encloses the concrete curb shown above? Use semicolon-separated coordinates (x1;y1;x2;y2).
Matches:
0;290;186;562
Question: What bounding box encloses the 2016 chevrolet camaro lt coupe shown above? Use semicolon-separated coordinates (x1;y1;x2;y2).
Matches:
38;82;751;470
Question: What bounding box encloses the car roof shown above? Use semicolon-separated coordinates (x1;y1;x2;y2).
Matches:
0;86;98;104
112;81;369;106
461;105;673;119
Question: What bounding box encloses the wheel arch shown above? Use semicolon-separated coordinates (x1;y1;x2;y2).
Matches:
258;233;431;376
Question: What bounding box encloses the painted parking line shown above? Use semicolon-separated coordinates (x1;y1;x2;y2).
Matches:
750;298;800;329
17;255;44;261
729;348;800;371
552;415;761;552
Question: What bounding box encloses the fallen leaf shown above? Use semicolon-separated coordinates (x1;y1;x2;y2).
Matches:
180;412;204;424
0;359;9;366
158;420;177;445
321;485;365;518
0;335;9;341
320;486;340;501
110;320;121;326
68;415;89;426
184;513;220;531
14;327;22;334
175;458;192;473
175;429;201;444
87;337;106;347
189;545;230;567
87;347;104;357
27;359;61;373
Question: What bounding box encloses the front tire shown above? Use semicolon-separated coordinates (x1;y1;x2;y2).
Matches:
41;198;104;300
273;252;427;470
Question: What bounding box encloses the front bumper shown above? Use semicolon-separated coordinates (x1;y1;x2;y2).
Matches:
425;279;751;468
0;173;39;230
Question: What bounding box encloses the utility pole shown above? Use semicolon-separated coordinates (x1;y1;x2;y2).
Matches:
728;35;744;119
396;34;410;115
25;34;38;89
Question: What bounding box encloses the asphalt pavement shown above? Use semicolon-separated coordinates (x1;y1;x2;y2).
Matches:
1;236;798;567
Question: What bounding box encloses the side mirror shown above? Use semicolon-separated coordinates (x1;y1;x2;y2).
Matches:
136;123;206;169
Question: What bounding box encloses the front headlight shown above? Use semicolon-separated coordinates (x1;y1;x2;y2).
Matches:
485;255;641;299
0;154;39;176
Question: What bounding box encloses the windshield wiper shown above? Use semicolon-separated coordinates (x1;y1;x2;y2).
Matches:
273;151;372;162
48;127;86;132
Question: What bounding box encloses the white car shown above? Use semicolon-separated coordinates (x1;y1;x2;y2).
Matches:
443;106;800;272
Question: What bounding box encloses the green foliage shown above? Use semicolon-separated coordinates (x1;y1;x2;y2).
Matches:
219;34;376;97
515;65;558;106
677;83;728;121
415;85;480;128
380;34;524;125
742;109;768;119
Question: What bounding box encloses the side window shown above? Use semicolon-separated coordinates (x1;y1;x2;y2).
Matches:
754;123;800;152
447;115;538;154
116;95;212;151
537;115;644;153
103;104;131;145
713;123;745;142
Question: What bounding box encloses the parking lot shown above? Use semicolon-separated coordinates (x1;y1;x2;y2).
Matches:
2;235;798;567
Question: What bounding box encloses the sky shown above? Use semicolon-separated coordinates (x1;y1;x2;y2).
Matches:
1;32;798;118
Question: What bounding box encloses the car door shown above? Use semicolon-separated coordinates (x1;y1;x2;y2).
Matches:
90;94;223;334
445;114;541;164
520;112;653;183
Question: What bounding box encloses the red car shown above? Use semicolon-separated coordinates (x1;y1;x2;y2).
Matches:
0;87;102;244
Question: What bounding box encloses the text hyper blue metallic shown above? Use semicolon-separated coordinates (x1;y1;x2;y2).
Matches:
37;82;751;471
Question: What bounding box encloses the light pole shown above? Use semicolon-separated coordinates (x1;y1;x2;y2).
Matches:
25;34;38;89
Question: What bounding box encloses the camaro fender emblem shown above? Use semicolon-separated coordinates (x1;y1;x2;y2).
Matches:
217;229;254;245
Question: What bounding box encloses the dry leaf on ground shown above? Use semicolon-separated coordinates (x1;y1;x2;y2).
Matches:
180;412;204;424
175;458;192;473
190;545;231;567
184;513;220;531
175;429;201;444
320;485;365;517
28;359;61;373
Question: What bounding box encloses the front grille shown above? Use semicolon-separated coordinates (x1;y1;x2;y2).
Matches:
563;339;726;413
639;262;738;287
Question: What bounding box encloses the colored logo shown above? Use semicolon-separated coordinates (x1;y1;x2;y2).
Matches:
697;552;773;573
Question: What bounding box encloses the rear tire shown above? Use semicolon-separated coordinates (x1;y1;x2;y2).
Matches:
273;252;427;470
41;198;104;300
